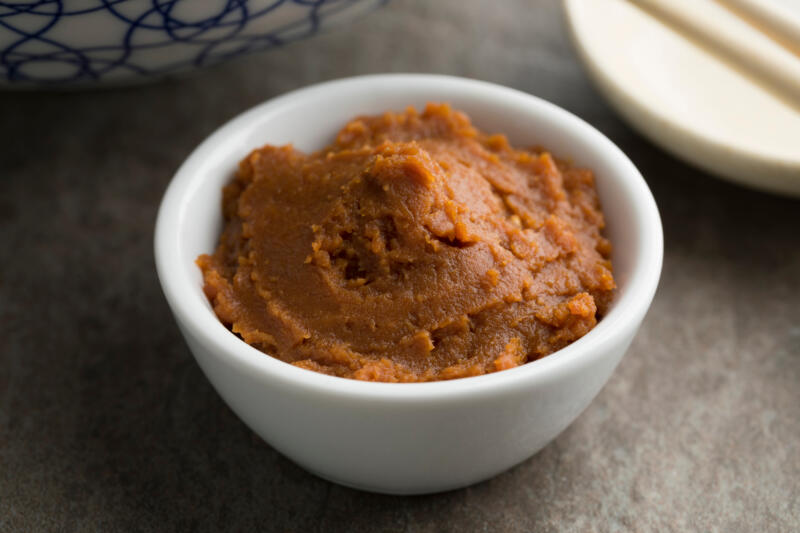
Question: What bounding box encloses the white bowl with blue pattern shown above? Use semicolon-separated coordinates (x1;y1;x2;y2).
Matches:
0;0;386;88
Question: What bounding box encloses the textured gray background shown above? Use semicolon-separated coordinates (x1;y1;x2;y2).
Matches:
1;1;799;531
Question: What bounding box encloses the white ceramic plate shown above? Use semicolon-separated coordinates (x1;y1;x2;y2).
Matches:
564;0;800;197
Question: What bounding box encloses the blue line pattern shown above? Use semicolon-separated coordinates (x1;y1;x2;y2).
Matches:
0;0;385;85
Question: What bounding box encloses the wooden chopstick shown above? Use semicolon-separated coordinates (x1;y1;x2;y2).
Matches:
719;0;800;57
629;0;800;110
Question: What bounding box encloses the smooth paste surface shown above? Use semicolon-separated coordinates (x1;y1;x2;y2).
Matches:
198;104;615;382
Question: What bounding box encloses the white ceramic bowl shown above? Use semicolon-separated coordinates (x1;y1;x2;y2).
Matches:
154;74;663;495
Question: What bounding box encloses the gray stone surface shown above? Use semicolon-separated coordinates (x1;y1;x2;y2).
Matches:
1;1;798;531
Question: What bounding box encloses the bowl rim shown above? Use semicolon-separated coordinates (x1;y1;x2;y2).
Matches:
154;73;663;403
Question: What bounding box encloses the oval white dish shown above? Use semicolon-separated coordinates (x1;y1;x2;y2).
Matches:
565;0;800;197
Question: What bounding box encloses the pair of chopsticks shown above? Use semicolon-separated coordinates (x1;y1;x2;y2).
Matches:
629;0;800;110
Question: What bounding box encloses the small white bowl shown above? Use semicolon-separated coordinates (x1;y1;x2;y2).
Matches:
154;74;663;495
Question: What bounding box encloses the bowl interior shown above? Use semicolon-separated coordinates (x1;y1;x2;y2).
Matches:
156;74;662;394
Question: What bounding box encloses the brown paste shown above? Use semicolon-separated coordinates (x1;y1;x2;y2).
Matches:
197;104;615;382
